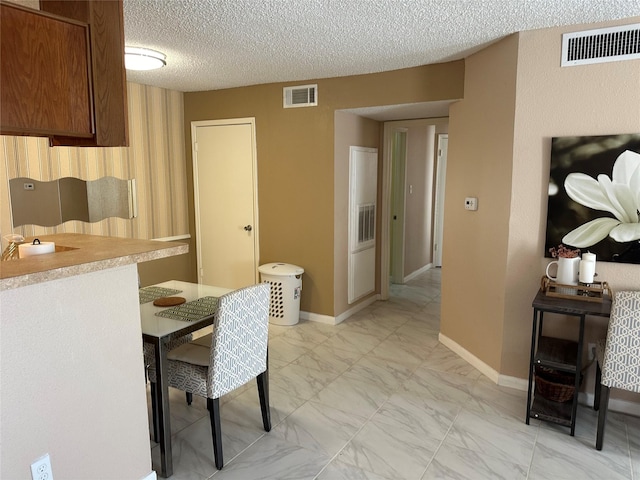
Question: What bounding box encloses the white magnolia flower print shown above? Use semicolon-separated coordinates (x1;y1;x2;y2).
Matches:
562;150;640;248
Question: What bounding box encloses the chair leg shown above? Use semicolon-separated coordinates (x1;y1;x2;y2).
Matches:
207;398;223;469
594;361;602;411
257;371;271;432
596;385;610;451
186;392;193;405
150;382;159;443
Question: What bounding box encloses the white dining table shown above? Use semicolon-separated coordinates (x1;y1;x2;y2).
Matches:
140;280;232;478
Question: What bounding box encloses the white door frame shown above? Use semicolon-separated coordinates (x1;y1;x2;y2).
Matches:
191;118;260;285
433;134;448;267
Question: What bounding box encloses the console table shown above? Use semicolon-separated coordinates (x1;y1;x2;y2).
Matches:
525;290;611;435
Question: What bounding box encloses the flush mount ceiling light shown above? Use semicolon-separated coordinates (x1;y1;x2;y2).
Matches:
124;47;166;71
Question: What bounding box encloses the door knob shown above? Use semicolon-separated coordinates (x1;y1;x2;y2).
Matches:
244;225;252;232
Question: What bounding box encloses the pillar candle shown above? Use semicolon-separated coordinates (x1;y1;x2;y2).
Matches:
579;259;596;283
582;252;596;263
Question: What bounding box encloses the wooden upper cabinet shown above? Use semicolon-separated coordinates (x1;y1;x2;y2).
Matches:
40;0;129;147
0;3;94;138
0;0;129;147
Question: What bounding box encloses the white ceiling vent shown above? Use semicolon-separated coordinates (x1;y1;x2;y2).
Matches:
283;84;317;108
561;23;640;67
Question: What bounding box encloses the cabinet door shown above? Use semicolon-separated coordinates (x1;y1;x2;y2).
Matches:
41;0;129;147
0;3;93;138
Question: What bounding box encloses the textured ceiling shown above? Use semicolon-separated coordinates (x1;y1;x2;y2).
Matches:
123;0;640;93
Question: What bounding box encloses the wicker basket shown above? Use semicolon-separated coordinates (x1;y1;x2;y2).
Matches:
535;366;580;403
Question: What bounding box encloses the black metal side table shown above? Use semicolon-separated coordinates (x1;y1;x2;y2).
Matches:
526;291;611;435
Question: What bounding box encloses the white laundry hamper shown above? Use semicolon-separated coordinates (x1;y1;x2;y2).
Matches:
258;263;304;325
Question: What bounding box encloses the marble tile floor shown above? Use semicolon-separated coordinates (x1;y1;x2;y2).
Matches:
148;269;639;479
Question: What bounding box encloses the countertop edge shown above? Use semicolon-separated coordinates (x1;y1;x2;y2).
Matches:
1;234;188;291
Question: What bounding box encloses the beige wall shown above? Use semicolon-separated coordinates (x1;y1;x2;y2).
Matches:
0;82;192;284
507;18;640;403
404;123;434;275
183;62;465;317
444;34;519;372
444;14;640;403
333;111;381;315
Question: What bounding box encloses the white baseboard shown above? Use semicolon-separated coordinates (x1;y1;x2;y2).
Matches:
438;333;500;384
336;295;380;324
300;294;380;325
299;310;337;325
497;374;529;391
438;333;640;416
141;471;157;480
579;392;640;417
403;264;433;283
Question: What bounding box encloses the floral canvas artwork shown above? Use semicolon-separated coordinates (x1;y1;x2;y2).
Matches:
546;134;640;264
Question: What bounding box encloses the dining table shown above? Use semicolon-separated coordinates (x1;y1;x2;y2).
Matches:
140;280;233;478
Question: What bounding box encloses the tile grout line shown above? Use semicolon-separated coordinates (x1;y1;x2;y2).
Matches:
417;403;463;479
311;379;405;480
525;419;542;479
625;423;635;480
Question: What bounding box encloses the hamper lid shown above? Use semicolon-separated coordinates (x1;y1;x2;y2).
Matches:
258;262;304;276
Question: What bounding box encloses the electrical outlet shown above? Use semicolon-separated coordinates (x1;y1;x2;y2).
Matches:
588;343;596;362
464;197;478;211
30;453;53;480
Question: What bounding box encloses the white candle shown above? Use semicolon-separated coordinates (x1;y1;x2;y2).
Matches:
582;252;596;263
579;259;596;283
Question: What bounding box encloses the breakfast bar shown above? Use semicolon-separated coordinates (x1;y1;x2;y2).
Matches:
0;233;187;479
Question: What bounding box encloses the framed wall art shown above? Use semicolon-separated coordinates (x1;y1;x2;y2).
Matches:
545;133;640;264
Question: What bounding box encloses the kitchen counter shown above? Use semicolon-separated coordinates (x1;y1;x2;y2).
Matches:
0;233;188;290
1;233;165;478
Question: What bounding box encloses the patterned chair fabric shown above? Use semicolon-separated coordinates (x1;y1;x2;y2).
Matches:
594;290;640;450
148;282;270;397
143;333;193;374
600;291;640;393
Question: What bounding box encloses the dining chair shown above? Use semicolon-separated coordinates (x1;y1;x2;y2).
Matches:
593;290;640;450
147;282;271;469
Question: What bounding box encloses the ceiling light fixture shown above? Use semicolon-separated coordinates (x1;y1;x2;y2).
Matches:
124;47;166;71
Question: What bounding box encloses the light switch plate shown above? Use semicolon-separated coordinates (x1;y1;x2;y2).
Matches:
465;197;478;211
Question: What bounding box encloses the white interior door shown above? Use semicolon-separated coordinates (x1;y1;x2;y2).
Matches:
433;134;448;267
192;119;259;289
348;146;378;303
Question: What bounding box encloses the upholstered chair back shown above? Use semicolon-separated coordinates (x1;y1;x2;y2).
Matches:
207;282;270;399
601;291;640;394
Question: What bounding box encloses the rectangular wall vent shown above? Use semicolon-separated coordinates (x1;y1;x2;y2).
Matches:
561;23;640;67
283;84;317;108
357;203;376;246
